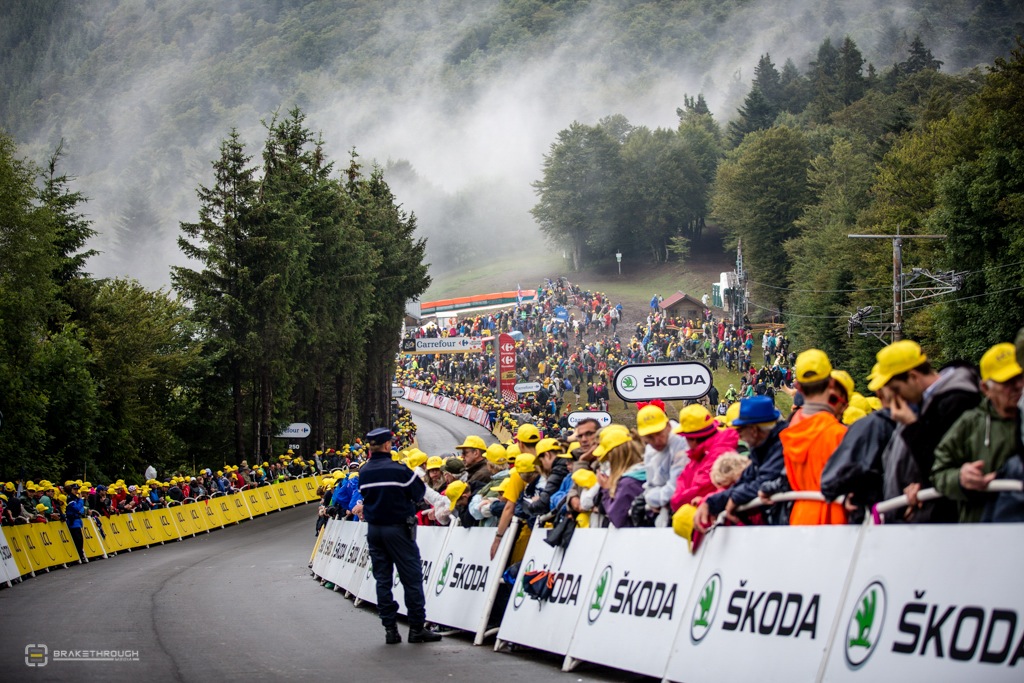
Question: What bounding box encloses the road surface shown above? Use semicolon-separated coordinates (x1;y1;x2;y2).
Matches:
400;397;499;455
0;405;636;682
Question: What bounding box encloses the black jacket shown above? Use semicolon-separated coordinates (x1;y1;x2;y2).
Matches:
358;452;427;525
525;459;569;515
821;409;896;521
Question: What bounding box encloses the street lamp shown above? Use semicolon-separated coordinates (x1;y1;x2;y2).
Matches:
615;251;622;275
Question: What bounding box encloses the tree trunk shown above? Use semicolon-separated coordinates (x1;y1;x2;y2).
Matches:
232;362;245;463
260;369;273;458
312;381;324;452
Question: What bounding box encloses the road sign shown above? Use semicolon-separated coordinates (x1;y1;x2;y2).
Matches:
391;385;406;398
276;423;312;439
567;411;612;427
402;337;484;355
514;382;542;394
612;362;713;402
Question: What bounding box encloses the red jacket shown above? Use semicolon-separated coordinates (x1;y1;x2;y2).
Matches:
670;428;740;511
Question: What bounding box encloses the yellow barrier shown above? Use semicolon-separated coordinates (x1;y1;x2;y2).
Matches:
0;477;318;583
229;492;251;521
44;522;81;565
82;518;107;559
171;505;200;537
243;488;268;517
151;508;182;542
259;485;281;513
3;527;35;577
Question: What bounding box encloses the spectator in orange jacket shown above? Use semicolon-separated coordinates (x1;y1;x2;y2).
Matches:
765;349;848;525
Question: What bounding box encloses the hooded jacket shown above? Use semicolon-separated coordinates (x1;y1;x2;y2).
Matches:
932;397;1020;523
780;411;847;525
704;423;786;521
670;428;740;512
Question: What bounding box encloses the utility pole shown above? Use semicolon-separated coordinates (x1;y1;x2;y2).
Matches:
730;238;747;328
847;229;962;344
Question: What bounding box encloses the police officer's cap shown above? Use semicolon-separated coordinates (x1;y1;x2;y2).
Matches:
365;427;393;445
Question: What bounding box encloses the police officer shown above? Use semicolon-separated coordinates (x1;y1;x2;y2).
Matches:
358;427;442;645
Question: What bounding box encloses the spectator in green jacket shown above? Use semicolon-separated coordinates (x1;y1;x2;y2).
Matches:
932;342;1023;522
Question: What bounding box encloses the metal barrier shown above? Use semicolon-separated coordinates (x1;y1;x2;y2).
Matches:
871;479;1023;516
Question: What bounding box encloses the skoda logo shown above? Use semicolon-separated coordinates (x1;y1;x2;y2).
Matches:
435;552;453;595
587;565;613;624
513;559;535;610
620;375;637;392
845;580;886;669
690;573;722;643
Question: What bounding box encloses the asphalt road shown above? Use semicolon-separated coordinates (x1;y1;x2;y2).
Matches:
0;407;638;683
400;398;499;455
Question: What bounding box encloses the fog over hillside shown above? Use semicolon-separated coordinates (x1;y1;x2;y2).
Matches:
3;0;1019;288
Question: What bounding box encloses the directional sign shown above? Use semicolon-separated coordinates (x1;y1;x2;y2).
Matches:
403;337;484;355
514;382;542;394
276;423;312;439
391;385;406;398
612;361;713;402
567;411;612;427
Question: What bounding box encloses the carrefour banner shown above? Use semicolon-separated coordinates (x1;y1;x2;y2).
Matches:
666;525;861;682
566;528;699;678
425;525;511;637
498;527;608;657
822;524;1024;682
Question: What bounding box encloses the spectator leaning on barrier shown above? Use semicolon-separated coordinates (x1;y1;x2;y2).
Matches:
767;349;848;525
595;426;646;528
636;404;689;526
820;386;893;523
455;434;491;490
563;418;601;516
869;339;980;523
669;405;740;513
932;343;1024;523
468;444;511;526
489;424;540;560
523;438;569;515
65;483;87;562
695;396;785;531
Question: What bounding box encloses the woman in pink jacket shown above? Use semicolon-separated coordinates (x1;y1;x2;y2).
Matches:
670;405;740;512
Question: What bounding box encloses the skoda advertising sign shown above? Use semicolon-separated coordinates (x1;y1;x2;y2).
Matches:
612;361;713;402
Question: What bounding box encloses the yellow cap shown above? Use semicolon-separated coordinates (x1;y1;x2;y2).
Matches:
491;478;511;493
572;470;597;489
830;370;855;399
444;480;468;505
36;503;46;512
426;456;444;470
405;452;428;469
516;423;541;444
980;342;1023;383
455;435;487;451
484;444;508;465
593;424;633;458
636;405;669;436
868;340;928;392
505;443;521;458
842;406;867;425
536;437;563;456
848;392;871;414
866;396;883;411
795;349;833;383
723;402;741;428
513;454;537;474
674;404;717;438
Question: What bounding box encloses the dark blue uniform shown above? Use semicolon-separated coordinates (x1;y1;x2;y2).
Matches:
358;449;429;630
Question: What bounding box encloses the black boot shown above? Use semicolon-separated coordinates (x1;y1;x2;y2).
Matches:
408;625;442;643
385;626;401;645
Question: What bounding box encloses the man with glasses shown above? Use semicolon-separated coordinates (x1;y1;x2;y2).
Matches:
563;418;600;517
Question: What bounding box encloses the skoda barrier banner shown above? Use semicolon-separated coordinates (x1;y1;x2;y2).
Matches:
822;524;1024;682
612;361;713;402
667;525;861;682
498;527;608;656
566;528;700;677
336;522;369;594
425;525;510;635
355;523;451;616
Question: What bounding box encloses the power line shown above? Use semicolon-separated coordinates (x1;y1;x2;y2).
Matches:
747;299;848;320
748;260;1024;295
900;284;1024;314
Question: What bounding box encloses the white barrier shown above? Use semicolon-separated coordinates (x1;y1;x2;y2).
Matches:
497;526;607;657
666;525;862;682
401;386;492;428
822;523;1024;681
312;519;1024;680
354;523;451;617
0;533;16;586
